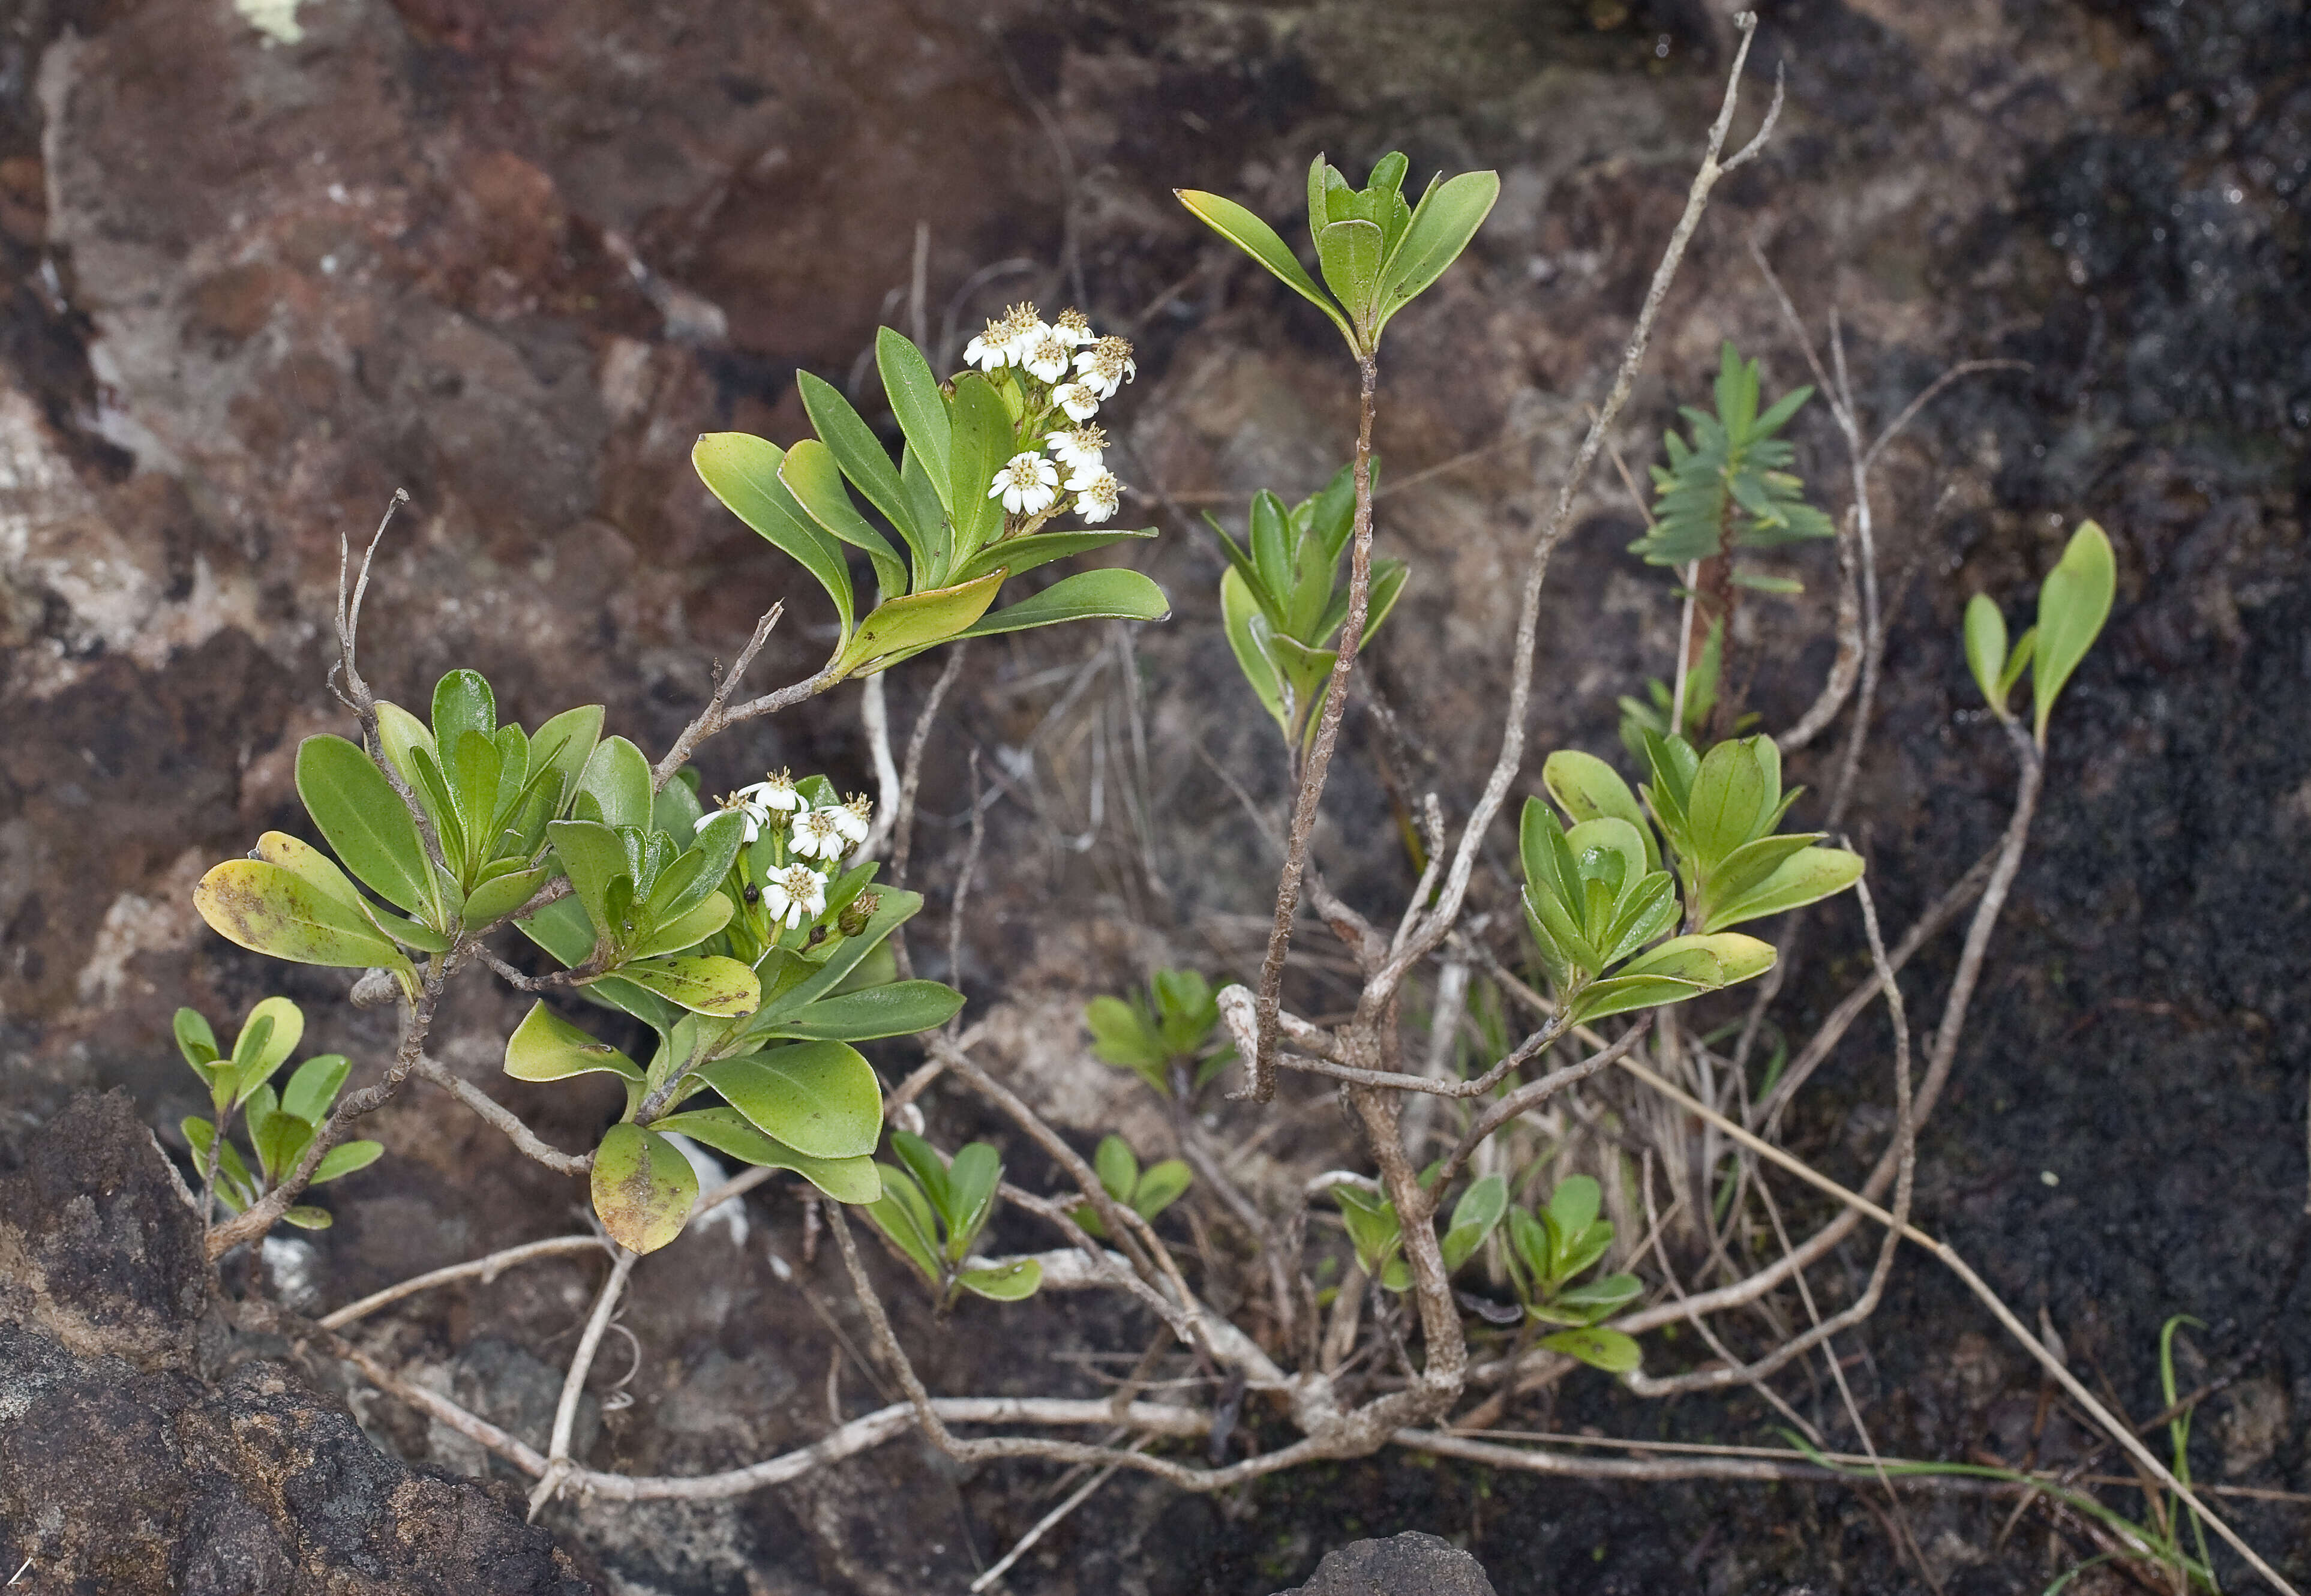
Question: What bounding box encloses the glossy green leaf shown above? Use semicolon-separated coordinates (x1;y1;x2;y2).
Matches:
945;1143;1002;1252
698;1040;882;1159
1539;1324;1641;1373
1441;1172;1508;1274
574;737;652;833
430;669;496;751
1567;973;1707;1023
278;1205;331;1230
591;1122;698;1255
835;571;1006;679
446;728;503;871
955;568;1170;641
694;431;856;638
460;865;550;929
866;1164;944;1282
761;980;964;1042
231;997;304;1105
280;1054;350;1123
1683;739;1769;870
950;527;1155;586
889;1130;953;1216
1542;751;1659;874
611;956;761;1017
945;373;1013;562
545;820;630;932
781;436;908;604
650;1107;881;1203
312;1139;383;1185
295;735;440;920
797;368;923;572
1175;187;1354;349
878;328;953;517
373;700;436;792
194;860;415;980
1220;566;1287;732
745;889;926;1029
1539;1272;1643;1327
504;1000;645;1083
246;831;395;935
245;1088;311;1186
626;892;734;962
1703;848;1865;933
1626;932;1778;986
1315;217;1385;331
958;1258;1042;1301
2032;520;2115;744
899;445;953;582
1998;626;2037;700
174;1007;220;1071
1371;170;1499;338
1704;832;1824;913
183;1117;254;1202
1964;594;2008;714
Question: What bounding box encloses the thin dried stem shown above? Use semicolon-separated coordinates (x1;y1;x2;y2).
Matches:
319;1235;608;1330
530;1247;637;1518
890;646;967;893
411;1056;591;1175
1432;1019;1653;1191
648;605;833;792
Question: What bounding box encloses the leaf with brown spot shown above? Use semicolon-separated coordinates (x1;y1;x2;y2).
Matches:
590;1123;697;1255
193;860;416;986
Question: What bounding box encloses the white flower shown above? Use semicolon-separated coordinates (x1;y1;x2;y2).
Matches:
1051;382;1100;422
989;451;1060;515
790;806;848;860
1051;308;1094;347
964;302;1041;372
1068;469;1122;524
833;794;873;845
1019;329;1073;383
737;769;803;812
1074;335;1136;400
1045;423;1106;474
762;863;827;931
696;791;765;844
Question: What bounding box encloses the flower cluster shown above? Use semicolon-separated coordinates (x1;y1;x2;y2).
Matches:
695;772;874;931
964;301;1130;527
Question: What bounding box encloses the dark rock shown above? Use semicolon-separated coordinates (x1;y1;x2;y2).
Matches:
0;1091;593;1594
1272;1531;1497;1596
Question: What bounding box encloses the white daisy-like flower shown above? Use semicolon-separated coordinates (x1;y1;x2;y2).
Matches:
833;794;873;845
762;863;828;931
790;806;848;860
1067;469;1123;524
1051;382;1100;423
1051;308;1094;347
990;451;1060;515
695;791;766;844
1045;423;1106;474
1019;329;1073;384
1073;335;1136;401
964;302;1041;372
737;769;804;812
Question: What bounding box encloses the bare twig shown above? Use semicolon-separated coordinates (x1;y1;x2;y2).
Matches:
648;605;831;791
412;1056;592;1175
887;648;966;890
319;1235;608;1330
529;1247;637;1518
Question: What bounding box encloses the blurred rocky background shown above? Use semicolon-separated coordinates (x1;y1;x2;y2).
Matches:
1;0;2306;1591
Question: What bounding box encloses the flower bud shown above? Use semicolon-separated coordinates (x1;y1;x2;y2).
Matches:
838;891;882;938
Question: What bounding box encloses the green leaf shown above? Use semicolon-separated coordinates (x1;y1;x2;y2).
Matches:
1683;739;1770;870
231;997;305;1105
295;736;441;920
1220;566;1287;734
281;1205;334;1231
183;1117;254;1206
373;701;437;792
2032;520;2116;744
248;832;433;950
649;1107;881;1203
698;1040;883;1159
866;1165;944;1282
944;1142;1002;1253
1314;216;1385;336
1175;188;1355;350
950;527;1156;586
878;328;953;520
280;1054;350;1123
575;736;653;833
590;1123;698;1255
248;1091;312;1186
835;571;1006;679
745;889;927;1030
529;704;604;811
545;820;629;933
611;956;761;1017
1703;848;1863;933
890;1130;952;1216
1542;1271;1643;1326
1094;1134;1139;1202
174;1007;220;1072
1963;593;2009;713
1132;1159;1193;1220
945;373;1013;565
1370;169;1499;339
194;860;416;981
1543;751;1660;874
1998;626;2037;700
797;369;925;574
958;1258;1043;1301
430;669;496;751
625;892;734;962
760;980;964;1041
1441;1172;1508;1273
694;431;856;640
504;1000;646;1084
1539;1325;1641;1374
781;436;908;605
1568;974;1707;1023
311;1139;383;1185
954;568;1170;641
445;728;503;874
460;865;551;929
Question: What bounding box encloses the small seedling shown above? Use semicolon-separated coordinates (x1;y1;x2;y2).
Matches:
1073;1135;1193;1239
865;1130;1042;1305
1964;520;2116;746
1504;1177;1643;1373
176;997;378;1230
1085;968;1233;1097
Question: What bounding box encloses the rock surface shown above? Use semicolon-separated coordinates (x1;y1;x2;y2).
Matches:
1271;1531;1497;1596
0;1091;593;1594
